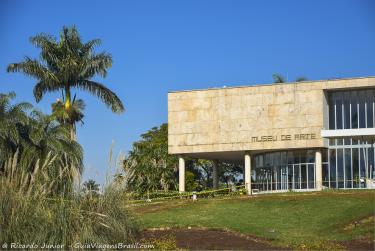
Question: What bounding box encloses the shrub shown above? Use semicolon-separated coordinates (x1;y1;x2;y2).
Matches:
0;154;138;247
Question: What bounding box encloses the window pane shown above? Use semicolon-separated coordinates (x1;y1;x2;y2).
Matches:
323;163;329;187
345;148;352;188
344;92;351;129
307;150;315;163
329;94;335;129
360;148;366;183
336;96;343;129
281;151;287;165
367;91;374;128
329;149;337;188
308;164;315;189
288;164;293;189
368;147;374;180
359;95;366;128
352;148;359;188
337;149;344;188
301;164;307;189
351;92;358;128
287;152;293;164
322;149;328;163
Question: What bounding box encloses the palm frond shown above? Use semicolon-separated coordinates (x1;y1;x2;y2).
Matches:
272;73;286;83
295;77;308;82
75;80;124;113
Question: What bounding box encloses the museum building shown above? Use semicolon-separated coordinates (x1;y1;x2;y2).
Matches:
168;77;375;194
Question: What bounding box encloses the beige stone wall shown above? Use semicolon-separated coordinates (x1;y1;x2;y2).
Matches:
168;77;375;155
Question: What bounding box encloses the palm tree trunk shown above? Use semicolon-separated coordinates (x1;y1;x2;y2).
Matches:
65;86;76;141
65;87;71;111
70;123;76;141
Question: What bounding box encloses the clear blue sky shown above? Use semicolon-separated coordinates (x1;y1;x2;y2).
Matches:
1;0;374;184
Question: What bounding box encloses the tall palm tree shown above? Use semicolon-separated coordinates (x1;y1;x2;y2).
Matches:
7;26;124;140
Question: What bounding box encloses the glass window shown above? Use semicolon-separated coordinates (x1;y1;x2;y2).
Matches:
368;147;374;180
329;139;336;146
294;151;300;163
322;149;328;163
337;149;344;188
337;139;343;145
359;98;366;128
328;89;375;130
352;148;359;188
294;164;300;189
288;164;293;189
300;150;307;163
308;164;315;189
329;149;337;188
351;91;359;128
329;94;335;129
367;91;374;128
344;138;351;145
323;163;329;187
287;152;293;164
306;150;315;163
301;164;307;189
344;92;351;129
253;150;317;191
345;148;352;188
336;96;343;129
360;148;366;179
281;151;287;165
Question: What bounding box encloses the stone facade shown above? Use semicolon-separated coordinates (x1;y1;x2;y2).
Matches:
168;77;375;158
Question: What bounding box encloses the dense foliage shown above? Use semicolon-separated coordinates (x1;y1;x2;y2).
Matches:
122;123;178;194
0;92;83;194
7;26;124;139
0;163;138;246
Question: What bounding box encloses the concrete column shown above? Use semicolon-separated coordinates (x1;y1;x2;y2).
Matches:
245;153;252;195
315;149;322;191
179;157;185;192
213;160;219;189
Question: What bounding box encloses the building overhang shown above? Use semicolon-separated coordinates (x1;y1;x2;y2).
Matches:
321;128;375;140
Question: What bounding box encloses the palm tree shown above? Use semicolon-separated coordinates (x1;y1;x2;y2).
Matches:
0;92;83;194
272;74;286;83
51;96;85;140
7;26;124;140
0;92;32;167
272;73;308;83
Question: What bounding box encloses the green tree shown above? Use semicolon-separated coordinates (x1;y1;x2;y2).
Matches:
51;96;85;136
0;92;32;165
219;162;243;188
122;123;178;194
185;171;198;191
83;179;100;194
7;26;124;140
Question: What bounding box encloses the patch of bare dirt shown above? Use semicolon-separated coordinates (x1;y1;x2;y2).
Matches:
140;228;287;250
338;239;375;251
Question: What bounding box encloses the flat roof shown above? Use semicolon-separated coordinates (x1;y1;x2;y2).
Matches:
168;76;375;93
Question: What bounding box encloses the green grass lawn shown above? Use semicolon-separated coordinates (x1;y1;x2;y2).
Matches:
135;190;375;248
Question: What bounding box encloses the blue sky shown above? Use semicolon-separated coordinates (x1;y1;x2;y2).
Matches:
0;0;374;184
